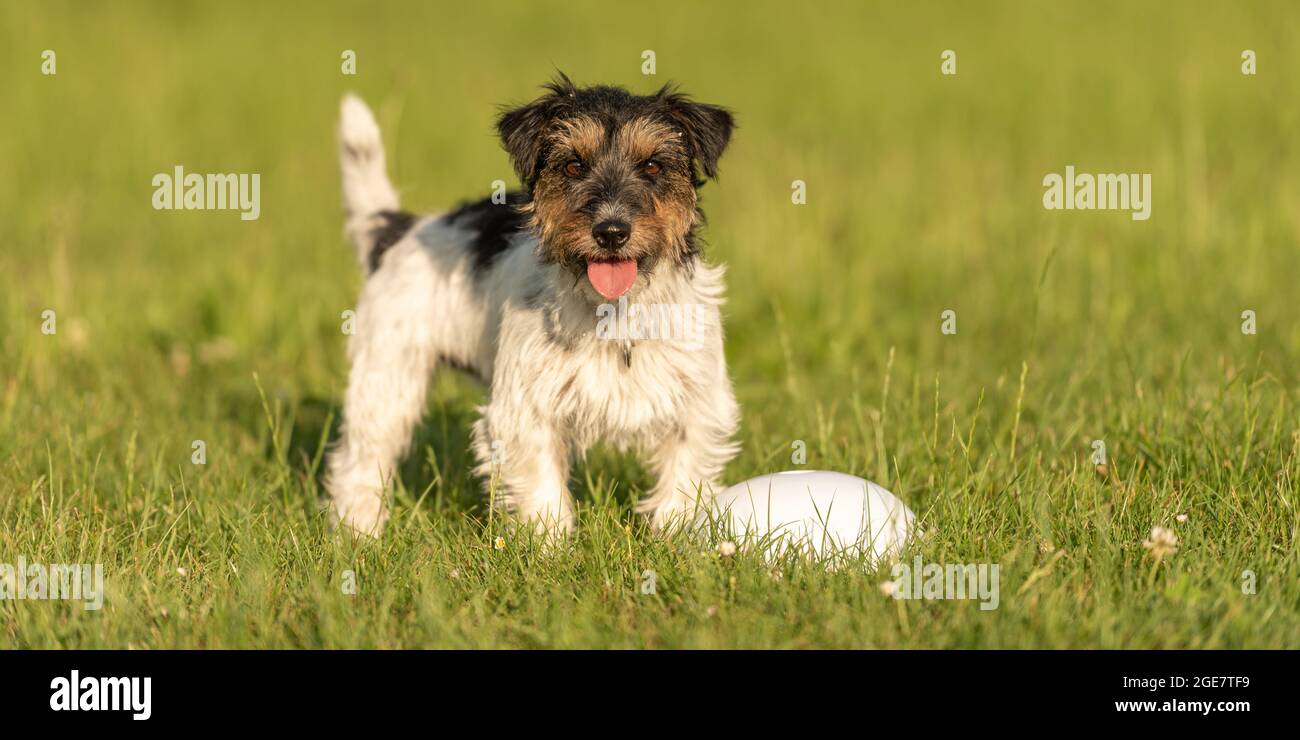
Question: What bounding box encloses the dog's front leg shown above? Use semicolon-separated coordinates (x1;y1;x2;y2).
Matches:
640;390;741;532
472;405;575;537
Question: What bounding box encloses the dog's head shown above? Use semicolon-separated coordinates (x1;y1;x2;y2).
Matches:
497;74;734;300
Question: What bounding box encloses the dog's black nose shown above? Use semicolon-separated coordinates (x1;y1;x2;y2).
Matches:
592;220;630;250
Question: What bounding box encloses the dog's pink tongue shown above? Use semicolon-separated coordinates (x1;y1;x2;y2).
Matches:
587;259;638;300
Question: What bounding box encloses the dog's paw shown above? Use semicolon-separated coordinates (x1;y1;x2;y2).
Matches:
524;510;576;539
644;503;697;536
329;491;389;538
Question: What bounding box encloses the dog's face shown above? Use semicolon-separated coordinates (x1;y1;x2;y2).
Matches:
498;77;734;300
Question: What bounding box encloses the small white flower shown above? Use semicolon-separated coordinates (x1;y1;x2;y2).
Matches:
176;567;188;576
1175;513;1188;523
705;605;719;618
1143;526;1179;560
718;541;737;557
878;580;898;597
448;568;460;580
493;536;505;551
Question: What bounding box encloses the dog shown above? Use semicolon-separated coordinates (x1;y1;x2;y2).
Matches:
327;76;740;537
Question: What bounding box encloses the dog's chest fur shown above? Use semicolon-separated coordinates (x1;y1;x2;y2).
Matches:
546;310;702;449
482;236;726;451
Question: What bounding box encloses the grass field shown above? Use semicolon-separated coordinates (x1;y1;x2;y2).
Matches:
3;0;1298;648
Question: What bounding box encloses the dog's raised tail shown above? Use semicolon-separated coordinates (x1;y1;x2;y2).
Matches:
339;94;401;268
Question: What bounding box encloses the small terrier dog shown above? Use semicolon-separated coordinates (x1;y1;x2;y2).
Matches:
327;76;740;536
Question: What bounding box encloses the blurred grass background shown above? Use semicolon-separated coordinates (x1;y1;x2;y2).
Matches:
1;0;1297;648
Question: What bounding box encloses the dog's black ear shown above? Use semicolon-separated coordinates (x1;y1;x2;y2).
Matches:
661;87;735;181
497;75;576;189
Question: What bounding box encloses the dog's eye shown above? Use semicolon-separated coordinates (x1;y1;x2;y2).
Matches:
563;160;586;178
642;159;662;176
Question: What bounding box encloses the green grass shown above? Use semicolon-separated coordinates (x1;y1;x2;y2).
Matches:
2;0;1298;648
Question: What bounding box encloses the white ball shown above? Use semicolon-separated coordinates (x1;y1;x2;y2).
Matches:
700;470;916;563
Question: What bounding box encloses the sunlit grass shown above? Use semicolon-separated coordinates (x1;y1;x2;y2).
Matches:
1;0;1297;648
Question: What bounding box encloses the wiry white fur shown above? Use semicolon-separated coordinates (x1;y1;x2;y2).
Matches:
326;96;740;537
